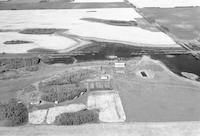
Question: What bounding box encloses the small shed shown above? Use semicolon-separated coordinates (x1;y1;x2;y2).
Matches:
100;74;110;80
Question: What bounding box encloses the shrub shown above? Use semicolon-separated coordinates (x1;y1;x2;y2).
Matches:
54;109;99;125
0;99;28;126
40;84;87;103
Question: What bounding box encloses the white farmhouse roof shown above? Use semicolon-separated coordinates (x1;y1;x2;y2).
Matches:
114;62;126;68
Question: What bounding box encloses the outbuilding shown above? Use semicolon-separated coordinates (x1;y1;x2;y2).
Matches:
114;62;126;68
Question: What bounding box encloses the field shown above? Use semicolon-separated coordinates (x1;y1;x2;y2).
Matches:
0;32;76;53
0;7;180;53
1;0;200;134
0;122;200;136
113;56;200;122
127;0;200;8
141;7;200;40
0;1;130;10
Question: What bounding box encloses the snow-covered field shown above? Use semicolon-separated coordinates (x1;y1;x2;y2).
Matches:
127;0;200;8
0;32;76;53
0;8;141;29
0;8;179;53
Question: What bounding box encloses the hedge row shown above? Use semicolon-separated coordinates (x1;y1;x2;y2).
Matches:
54;109;99;125
0;99;28;126
19;28;61;35
40;84;87;102
40;69;94;86
0;57;40;70
4;40;33;45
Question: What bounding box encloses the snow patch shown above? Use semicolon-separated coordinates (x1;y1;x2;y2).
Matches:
29;109;47;124
0;32;76;53
46;104;86;124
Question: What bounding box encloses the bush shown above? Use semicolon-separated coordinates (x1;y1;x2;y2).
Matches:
0;99;28;126
54;109;99;125
40;84;87;102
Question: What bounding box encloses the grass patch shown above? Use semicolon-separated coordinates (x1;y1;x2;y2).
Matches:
54;109;99;125
25;65;39;72
0;70;20;80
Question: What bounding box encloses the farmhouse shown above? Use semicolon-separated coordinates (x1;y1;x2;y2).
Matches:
114;62;126;68
114;62;126;74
